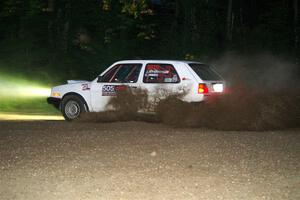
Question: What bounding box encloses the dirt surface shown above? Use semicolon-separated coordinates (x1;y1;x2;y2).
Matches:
0;121;299;200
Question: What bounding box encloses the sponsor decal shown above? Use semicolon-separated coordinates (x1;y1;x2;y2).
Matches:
81;83;90;90
146;69;169;74
102;85;127;96
145;73;159;77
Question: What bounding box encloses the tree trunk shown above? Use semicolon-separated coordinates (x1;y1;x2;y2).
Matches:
294;0;298;54
171;0;181;32
182;1;194;53
62;21;70;52
293;0;299;64
47;0;55;46
227;0;233;44
61;1;71;52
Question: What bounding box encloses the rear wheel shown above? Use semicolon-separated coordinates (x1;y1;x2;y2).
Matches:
61;95;87;121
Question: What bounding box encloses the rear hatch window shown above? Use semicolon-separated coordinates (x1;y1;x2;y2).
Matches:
189;63;222;81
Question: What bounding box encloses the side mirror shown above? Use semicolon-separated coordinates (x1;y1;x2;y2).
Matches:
97;75;103;83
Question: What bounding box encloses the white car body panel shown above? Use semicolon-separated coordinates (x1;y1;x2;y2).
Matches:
48;60;224;113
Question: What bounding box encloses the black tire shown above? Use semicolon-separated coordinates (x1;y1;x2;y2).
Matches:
61;95;87;121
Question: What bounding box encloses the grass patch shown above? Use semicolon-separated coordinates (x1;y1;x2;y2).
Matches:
0;97;60;115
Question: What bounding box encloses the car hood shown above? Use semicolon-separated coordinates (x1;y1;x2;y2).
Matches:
50;80;91;97
67;80;89;84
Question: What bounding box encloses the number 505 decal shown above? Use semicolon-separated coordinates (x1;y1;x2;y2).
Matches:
102;85;127;96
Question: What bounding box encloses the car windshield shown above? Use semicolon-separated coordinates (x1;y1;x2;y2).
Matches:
189;63;222;81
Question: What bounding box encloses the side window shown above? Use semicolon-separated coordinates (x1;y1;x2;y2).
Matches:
102;64;142;83
102;65;121;82
143;64;180;83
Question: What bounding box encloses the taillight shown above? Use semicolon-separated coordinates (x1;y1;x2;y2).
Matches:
198;83;209;94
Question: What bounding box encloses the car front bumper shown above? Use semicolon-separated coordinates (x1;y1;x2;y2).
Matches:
47;97;61;109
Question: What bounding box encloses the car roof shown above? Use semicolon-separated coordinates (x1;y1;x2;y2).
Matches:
114;60;205;65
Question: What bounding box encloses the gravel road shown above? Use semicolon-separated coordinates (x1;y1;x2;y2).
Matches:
0;121;299;200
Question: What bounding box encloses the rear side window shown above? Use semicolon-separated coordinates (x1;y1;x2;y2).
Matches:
189;63;222;81
143;64;180;83
102;64;142;83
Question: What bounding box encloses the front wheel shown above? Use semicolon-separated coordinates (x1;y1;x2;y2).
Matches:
61;95;87;121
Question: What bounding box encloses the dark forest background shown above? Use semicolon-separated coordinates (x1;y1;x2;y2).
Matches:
0;0;299;83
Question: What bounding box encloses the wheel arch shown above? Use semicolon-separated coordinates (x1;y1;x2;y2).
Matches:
62;92;90;112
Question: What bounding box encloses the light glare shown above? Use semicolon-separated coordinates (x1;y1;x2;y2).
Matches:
0;113;63;120
20;87;51;97
213;84;224;93
0;73;51;97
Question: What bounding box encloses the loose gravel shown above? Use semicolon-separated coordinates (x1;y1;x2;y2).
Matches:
0;121;299;200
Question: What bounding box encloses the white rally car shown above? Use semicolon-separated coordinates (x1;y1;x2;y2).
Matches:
47;60;225;120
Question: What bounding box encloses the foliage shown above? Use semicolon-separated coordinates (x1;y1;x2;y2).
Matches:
0;0;299;81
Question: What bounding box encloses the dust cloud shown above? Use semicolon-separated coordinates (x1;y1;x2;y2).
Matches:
80;54;300;131
79;89;158;123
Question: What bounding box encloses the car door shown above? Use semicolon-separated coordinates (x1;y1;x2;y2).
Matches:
90;63;142;112
140;63;181;109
